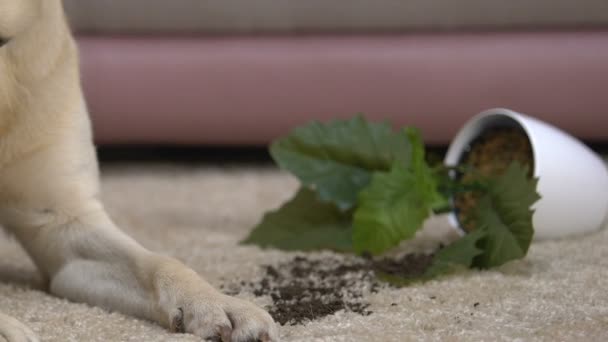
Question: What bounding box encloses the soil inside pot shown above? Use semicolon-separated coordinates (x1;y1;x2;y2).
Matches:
454;127;534;232
223;253;435;325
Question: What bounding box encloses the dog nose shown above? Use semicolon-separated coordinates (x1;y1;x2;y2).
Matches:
0;37;8;47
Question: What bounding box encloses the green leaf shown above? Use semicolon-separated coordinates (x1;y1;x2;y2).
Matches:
241;187;353;252
424;229;486;277
270;116;411;210
406;127;449;212
472;163;540;268
352;165;428;255
352;128;445;255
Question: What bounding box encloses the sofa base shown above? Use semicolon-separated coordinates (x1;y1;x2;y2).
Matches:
79;31;608;145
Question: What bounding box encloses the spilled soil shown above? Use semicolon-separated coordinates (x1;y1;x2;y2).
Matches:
222;253;435;325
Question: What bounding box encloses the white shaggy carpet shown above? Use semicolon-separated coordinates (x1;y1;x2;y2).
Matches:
1;163;608;341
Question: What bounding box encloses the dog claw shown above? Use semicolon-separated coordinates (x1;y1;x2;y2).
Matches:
170;307;185;333
219;324;232;341
259;332;271;342
207;325;231;342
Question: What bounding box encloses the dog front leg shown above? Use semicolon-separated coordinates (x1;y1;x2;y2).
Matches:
6;203;277;341
2;158;277;340
1;126;277;341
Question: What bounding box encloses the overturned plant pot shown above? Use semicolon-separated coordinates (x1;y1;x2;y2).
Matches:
445;108;608;240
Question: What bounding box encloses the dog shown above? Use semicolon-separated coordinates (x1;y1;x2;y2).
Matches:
0;1;278;341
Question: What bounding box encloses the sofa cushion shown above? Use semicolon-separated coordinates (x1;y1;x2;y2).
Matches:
63;0;608;34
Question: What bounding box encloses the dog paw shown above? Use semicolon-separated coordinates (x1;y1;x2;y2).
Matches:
167;294;278;342
220;295;278;342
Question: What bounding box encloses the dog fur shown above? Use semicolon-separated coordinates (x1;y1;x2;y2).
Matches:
0;1;278;341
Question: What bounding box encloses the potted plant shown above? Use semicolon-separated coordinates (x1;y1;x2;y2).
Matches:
242;109;608;282
445;108;608;240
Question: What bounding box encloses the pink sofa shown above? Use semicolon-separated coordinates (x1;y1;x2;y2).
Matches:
64;1;608;145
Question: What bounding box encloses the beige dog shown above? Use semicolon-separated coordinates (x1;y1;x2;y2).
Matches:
0;1;278;341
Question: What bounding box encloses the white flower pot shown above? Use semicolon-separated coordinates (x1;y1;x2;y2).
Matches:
444;108;608;240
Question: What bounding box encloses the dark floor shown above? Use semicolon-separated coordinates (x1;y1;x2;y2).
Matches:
96;145;274;165
96;142;608;165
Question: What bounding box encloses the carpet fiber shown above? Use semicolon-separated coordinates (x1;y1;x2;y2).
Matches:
1;163;607;341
